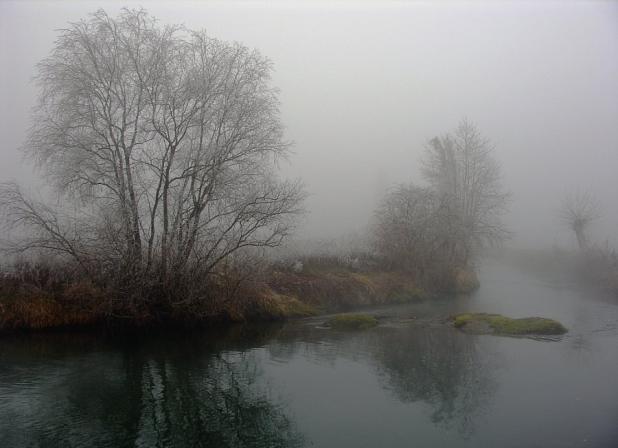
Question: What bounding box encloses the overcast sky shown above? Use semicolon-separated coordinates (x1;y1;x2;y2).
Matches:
1;0;617;248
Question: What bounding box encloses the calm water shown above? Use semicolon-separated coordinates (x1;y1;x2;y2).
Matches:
1;260;618;447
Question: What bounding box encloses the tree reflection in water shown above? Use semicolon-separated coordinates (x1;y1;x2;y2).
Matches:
0;332;305;448
135;352;304;447
267;322;497;438
368;326;496;437
0;322;496;446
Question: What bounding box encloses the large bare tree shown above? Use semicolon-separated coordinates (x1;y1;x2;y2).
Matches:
0;9;303;304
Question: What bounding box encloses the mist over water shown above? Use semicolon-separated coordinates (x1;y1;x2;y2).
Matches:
1;2;617;447
1;260;618;447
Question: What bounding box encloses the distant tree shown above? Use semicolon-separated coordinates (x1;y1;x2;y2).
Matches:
559;191;600;250
375;185;445;270
373;183;469;286
0;9;303;308
421;119;509;265
373;120;508;287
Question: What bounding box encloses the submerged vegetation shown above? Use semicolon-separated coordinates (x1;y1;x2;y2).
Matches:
452;313;567;336
327;314;378;330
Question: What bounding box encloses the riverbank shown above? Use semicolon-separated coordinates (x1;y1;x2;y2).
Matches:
496;247;618;298
2;259;617;447
0;263;479;333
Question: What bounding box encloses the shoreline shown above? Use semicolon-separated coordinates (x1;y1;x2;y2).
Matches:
0;267;479;334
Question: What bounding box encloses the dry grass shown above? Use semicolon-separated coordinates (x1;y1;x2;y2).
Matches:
267;269;425;312
0;263;109;331
0;285;105;331
0;258;430;331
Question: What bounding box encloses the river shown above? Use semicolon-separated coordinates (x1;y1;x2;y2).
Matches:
1;259;617;447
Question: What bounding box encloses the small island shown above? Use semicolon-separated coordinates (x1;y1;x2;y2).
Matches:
452;313;567;336
327;314;379;330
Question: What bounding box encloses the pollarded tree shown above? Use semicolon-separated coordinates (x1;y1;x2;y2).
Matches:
421;120;509;266
559;191;600;250
0;9;303;304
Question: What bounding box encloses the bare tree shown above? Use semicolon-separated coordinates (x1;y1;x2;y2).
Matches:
0;9;304;307
421;119;509;265
373;184;465;285
0;184;96;271
373;120;508;288
559;191;600;250
375;185;436;270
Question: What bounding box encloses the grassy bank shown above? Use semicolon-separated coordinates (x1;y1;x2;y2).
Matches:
0;260;478;332
266;268;427;313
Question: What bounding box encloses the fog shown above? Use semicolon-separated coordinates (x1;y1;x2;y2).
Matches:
1;0;617;248
2;4;618;445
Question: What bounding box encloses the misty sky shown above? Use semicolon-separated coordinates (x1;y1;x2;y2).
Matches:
1;0;617;248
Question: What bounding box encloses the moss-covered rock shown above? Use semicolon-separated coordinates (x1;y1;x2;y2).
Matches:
327;314;378;330
453;313;567;336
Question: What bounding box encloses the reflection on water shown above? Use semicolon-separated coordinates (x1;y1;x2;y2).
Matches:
0;331;305;448
1;260;618;447
0;324;496;447
370;326;495;436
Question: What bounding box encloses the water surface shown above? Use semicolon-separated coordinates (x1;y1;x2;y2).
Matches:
1;260;617;447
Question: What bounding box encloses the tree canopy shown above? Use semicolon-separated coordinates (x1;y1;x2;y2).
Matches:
0;9;304;308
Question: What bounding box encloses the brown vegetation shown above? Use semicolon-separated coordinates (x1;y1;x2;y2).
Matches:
0;256;432;332
0;264;107;330
267;267;426;312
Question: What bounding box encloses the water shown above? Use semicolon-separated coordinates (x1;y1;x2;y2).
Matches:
1;260;617;447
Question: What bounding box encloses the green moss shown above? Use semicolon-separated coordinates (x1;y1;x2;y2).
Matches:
453;313;474;328
327;314;378;330
452;313;567;335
